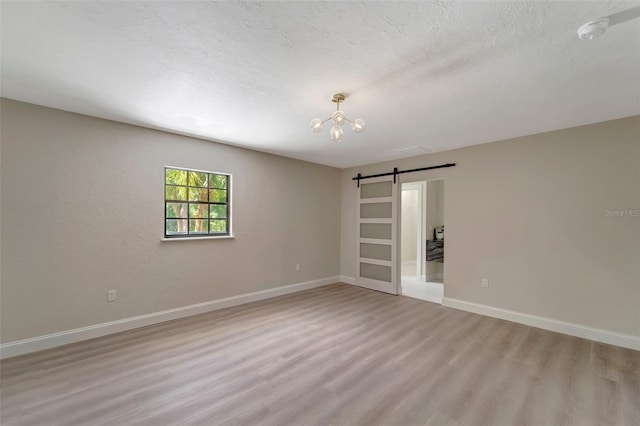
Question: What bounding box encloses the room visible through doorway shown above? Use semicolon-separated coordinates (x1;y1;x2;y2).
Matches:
400;180;444;304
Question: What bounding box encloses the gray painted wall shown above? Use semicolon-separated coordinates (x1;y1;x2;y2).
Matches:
341;116;640;337
0;99;341;342
2;98;638;344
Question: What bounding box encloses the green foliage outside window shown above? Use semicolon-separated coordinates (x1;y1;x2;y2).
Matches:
165;167;230;237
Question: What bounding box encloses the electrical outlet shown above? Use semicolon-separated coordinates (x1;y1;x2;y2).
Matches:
481;279;489;288
108;290;117;302
295;263;301;271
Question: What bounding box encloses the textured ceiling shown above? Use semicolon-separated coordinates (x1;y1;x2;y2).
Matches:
2;1;639;168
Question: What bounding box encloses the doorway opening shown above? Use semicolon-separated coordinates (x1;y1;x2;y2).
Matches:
400;180;444;304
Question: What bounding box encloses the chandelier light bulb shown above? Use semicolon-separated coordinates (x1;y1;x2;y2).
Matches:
351;118;366;133
332;110;345;124
330;125;344;142
310;118;324;133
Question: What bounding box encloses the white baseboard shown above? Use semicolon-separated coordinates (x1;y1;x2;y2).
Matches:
327;278;638;351
443;297;640;351
0;276;339;360
339;275;356;285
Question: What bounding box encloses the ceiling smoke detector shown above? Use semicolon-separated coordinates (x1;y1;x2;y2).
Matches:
577;18;609;40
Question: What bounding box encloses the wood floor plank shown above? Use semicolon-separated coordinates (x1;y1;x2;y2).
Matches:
1;283;638;426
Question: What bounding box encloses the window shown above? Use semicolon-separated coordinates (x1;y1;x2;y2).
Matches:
164;167;231;238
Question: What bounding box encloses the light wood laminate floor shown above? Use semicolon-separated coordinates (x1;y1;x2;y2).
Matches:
1;283;639;425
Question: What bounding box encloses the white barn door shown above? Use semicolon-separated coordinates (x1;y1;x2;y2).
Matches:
355;176;398;295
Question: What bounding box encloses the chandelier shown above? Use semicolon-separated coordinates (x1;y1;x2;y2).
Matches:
310;94;365;142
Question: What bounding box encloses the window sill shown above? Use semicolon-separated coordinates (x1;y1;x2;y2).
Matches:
161;235;235;242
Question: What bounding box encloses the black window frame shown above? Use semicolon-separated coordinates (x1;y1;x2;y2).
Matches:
164;166;232;238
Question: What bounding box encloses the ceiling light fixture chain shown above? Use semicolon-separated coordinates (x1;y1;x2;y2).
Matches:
310;93;365;142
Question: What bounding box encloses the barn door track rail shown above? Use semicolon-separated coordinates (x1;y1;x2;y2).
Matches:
352;163;456;187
